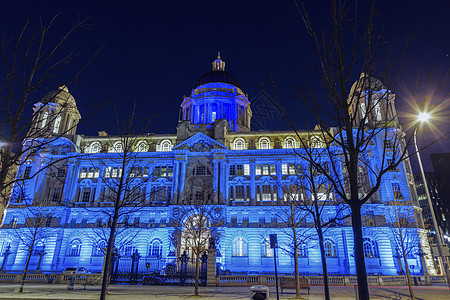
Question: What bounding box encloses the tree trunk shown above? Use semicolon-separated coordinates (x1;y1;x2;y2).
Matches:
317;225;330;300
293;228;301;298
290;204;301;298
403;254;415;299
100;214;118;300
18;245;33;293
194;253;200;296
351;204;370;300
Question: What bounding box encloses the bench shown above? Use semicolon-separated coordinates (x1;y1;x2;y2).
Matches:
279;276;310;295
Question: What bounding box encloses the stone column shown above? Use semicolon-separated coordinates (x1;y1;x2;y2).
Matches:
250;161;256;205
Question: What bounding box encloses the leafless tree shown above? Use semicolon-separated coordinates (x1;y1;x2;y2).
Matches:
278;151;348;300
272;1;450;298
8;185;61;293
0;15;101;219
386;200;424;300
83;106;156;300
172;197;223;297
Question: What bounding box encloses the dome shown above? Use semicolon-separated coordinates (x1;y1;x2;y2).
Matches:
42;85;76;106
195;70;241;89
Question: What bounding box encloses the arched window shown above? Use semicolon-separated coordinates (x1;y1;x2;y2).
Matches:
311;137;324;148
233;138;245;150
259;137;270;149
160;140;172;152
113;141;123;153
149;238;163;257
363;238;379;258
284;137;296;149
68;239;82;256
324;239;337;257
261;238;274;257
90;142;101;154
33;240;45;255
191;165;211;176
136;141;147;152
92;241;106;256
233;237;247;257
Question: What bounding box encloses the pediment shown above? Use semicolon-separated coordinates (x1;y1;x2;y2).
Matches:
172;132;227;152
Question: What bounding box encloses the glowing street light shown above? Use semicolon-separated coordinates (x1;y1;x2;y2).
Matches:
413;111;450;288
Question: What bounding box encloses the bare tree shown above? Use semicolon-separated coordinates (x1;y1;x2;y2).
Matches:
172;198;223;297
271;1;446;298
278;152;348;300
88;106;155;300
0;15;101;219
386;199;424;300
8;187;61;293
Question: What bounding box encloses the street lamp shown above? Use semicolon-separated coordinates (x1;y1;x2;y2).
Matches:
413;111;450;288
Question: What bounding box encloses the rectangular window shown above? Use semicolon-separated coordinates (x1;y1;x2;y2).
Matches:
262;164;269;175
289;164;296;175
79;168;87;178
104;167;111;178
143;167;149;177
57;168;65;178
87;167;94;178
387;158;397;171
255;165;261;176
51;187;61;202
112;167;118;178
282;164;288;175
230;165;236;176
24;166;32;179
236;164;244;176
168;166;173;177
262;185;272;201
235;186;245;201
270;164;276;175
384;140;394;150
244;164;250;176
82;188;91;202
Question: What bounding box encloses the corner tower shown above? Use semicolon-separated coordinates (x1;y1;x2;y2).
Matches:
29;86;81;137
180;53;252;133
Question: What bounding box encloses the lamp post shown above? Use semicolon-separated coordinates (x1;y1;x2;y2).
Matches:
414;111;450;287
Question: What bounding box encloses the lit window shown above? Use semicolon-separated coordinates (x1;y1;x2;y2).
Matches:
68;239;82;256
311;137;324;148
262;185;272;201
53;115;61;133
262;238;274;257
262;164;269;175
41;111;48;128
92;241;106;256
363;238;379;258
113;142;123;153
149;239;163;257
233;138;245;150
259;138;270;149
233;237;247;257
136;141;147;152
284;137;296;149
104;167;111;178
160;140;172;152
324;240;337;257
244;164;250;175
255;165;261;175
90;142;101;153
79;168;87;178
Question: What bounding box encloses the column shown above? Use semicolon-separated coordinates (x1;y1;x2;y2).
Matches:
276;160;282;204
250;161;256;205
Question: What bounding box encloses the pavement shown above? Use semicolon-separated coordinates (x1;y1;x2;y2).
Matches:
0;283;448;299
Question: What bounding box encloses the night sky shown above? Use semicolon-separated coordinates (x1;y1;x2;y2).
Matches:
1;0;448;171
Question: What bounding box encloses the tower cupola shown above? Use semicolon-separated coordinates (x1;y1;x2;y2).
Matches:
180;54;252;132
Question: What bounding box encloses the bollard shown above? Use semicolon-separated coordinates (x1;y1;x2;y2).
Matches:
67;276;75;290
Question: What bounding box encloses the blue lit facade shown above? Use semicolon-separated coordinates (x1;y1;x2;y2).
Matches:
0;55;435;276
